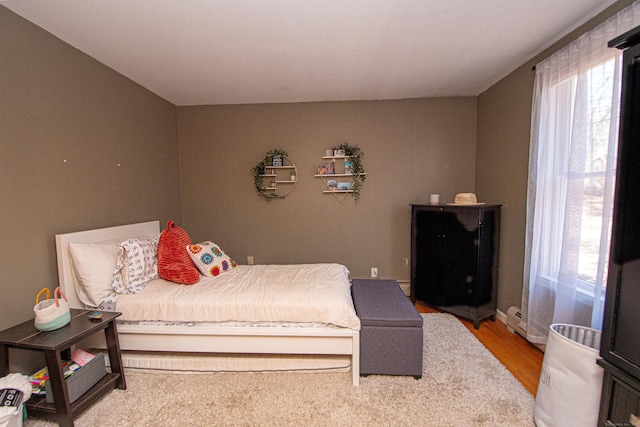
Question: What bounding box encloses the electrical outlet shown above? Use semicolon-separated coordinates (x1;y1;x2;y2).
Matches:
371;267;378;278
403;258;409;267
247;256;254;265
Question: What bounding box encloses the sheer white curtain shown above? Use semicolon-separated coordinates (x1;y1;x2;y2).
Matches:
522;1;640;344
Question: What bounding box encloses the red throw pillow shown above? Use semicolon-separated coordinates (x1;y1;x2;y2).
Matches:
157;220;200;284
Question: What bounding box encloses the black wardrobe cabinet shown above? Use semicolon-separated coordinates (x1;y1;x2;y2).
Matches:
410;204;501;329
598;25;640;427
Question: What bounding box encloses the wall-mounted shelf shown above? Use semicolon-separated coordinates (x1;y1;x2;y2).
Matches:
252;151;297;200
260;163;297;197
315;151;366;202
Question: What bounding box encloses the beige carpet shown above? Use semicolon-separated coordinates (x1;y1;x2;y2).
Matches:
24;313;535;426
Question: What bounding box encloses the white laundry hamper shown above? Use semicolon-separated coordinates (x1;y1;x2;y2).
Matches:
534;323;603;427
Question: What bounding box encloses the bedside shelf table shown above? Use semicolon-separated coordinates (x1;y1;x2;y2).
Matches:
0;309;125;427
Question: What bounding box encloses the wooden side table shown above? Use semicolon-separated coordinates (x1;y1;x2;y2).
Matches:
0;309;126;427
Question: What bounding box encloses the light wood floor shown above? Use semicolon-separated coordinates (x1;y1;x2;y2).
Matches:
415;301;544;396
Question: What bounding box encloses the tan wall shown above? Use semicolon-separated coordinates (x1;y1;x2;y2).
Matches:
475;0;637;313
177;98;478;281
476;66;534;313
0;4;182;356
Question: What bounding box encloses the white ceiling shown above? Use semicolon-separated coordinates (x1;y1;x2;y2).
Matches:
3;0;619;106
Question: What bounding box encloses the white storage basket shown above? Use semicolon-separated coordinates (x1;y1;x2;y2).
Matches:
534;323;604;427
33;287;70;332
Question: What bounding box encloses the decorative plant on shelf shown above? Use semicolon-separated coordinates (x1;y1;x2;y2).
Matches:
251;149;289;200
332;142;366;202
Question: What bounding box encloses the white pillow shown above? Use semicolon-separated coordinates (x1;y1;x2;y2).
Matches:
186;241;238;277
68;241;121;307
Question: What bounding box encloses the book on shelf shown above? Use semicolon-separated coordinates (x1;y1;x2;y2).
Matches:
344;160;353;175
317;163;335;175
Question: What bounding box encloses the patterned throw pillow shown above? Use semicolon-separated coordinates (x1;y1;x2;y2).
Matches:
187;241;238;277
112;236;159;294
157;221;200;284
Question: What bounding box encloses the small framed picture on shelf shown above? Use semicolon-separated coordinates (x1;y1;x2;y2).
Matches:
327;180;338;191
337;182;351;191
344;160;353;175
334;149;345;157
271;154;283;167
317;163;334;175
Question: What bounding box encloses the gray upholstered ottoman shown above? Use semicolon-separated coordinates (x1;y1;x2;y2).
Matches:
352;279;423;378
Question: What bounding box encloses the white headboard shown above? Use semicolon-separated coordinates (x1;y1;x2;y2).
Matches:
55;221;161;309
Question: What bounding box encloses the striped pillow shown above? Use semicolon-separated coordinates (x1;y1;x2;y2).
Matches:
157;220;200;284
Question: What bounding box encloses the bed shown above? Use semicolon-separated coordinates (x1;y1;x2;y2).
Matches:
55;221;361;386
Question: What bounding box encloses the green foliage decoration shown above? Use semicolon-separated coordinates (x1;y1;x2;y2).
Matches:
332;143;365;202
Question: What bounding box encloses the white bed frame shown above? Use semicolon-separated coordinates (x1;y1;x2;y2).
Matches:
55;221;360;385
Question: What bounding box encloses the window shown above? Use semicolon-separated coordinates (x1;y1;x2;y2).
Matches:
522;45;623;344
575;59;618;294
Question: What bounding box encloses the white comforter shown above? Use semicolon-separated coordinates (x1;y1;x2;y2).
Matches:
115;263;361;330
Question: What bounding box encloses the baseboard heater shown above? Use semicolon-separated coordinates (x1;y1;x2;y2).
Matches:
507;306;546;351
506;306;526;337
